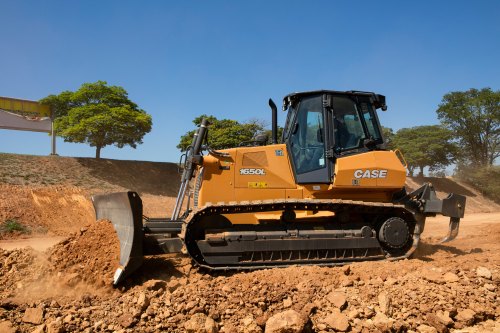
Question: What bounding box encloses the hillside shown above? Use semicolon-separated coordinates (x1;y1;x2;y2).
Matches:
0;153;181;196
0;153;183;237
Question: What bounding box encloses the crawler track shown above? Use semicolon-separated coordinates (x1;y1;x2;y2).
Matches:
183;199;422;270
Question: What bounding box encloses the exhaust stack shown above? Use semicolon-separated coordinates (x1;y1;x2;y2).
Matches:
269;98;278;144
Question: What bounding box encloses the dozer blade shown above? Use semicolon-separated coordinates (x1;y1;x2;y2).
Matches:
92;191;144;285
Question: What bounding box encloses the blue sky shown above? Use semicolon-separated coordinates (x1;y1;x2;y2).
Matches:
0;0;498;162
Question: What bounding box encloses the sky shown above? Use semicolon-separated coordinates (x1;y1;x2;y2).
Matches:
0;0;499;162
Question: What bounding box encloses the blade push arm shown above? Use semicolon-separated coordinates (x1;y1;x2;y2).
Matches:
171;118;210;220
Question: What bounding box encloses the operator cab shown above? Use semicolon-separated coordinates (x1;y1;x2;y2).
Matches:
281;90;387;184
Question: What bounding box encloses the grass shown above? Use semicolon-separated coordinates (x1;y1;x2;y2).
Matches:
0;219;30;234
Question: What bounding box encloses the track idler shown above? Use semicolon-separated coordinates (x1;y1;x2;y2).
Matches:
378;217;410;249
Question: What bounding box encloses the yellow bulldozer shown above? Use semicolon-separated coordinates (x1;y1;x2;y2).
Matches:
93;90;466;285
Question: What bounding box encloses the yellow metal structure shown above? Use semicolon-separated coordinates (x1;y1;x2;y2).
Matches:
0;97;51;117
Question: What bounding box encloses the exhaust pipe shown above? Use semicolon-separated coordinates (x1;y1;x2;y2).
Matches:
269;98;278;144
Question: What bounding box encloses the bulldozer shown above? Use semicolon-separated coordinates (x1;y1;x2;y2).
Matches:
92;90;466;285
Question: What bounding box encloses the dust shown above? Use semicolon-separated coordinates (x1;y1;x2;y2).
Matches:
0;220;120;305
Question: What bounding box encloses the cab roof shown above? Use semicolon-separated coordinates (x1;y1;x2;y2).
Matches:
282;90;386;111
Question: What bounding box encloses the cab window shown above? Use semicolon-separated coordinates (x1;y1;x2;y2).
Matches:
290;96;325;174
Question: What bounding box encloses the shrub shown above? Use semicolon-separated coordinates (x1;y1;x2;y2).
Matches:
1;219;29;234
456;165;500;203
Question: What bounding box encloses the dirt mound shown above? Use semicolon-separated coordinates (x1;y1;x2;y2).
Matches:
48;220;120;286
0;221;120;309
0;185;95;238
406;176;500;213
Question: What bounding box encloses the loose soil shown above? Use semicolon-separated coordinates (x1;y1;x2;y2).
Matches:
0;153;498;332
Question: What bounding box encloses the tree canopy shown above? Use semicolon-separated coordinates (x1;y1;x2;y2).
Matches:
437;87;499;166
392;125;457;176
40;81;152;159
177;115;267;152
381;126;395;148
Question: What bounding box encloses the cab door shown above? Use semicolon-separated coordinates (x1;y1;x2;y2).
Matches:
286;94;331;184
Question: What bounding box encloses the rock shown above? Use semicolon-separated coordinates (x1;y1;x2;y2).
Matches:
256;314;269;327
423;269;444;284
476;266;492;280
283;297;293;308
340;275;354;287
137;292;150;311
484;283;496;291
456;309;476;325
63;314;72;324
364;306;375;319
326;291;347;309
378;292;392;315
23;307;44;325
435;311;453;326
373;312;393;332
417;324;438;333
301;303;318;317
323;310;350;332
265;310;306;333
348;309;361;320
167;278;181;292
49;300;60;308
143;279;167;291
425;313;449;333
31;324;46;333
241;315;263;333
316;323;327;330
62;272;80;287
0;320;16;333
342;265;351;275
385;277;398;286
184;313;218;333
118;314;137;328
46;320;63;333
443;272;459;283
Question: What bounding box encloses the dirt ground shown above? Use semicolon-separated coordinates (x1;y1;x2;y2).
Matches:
0;154;498;333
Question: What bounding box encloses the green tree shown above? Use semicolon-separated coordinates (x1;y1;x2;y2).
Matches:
392;125;457;177
41;81;152;159
381;126;395;149
177;115;266;151
437;87;499;166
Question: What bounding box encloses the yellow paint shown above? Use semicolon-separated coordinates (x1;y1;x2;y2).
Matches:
0;97;51;117
222;210;335;225
248;182;268;188
197;148;407;219
334;151;406;188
